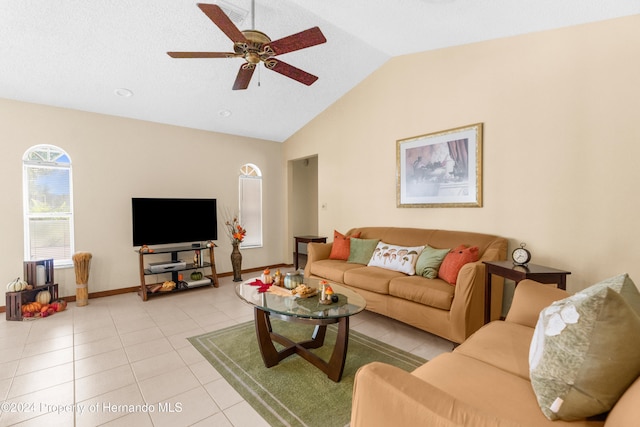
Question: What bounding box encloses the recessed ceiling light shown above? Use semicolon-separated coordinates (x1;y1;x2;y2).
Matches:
218;109;232;118
115;88;134;97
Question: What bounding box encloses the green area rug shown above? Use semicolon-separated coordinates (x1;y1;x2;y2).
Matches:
188;320;426;427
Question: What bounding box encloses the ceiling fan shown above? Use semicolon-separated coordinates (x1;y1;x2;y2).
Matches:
167;2;327;90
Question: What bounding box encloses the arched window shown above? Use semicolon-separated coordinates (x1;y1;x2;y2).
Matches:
23;145;74;266
239;163;262;248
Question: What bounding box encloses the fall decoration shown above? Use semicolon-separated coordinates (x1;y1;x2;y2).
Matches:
51;299;67;312
35;290;51;305
73;252;92;307
7;277;28;292
21;301;42;314
224;216;247;244
223;208;246;281
161;280;176;291
261;268;273;284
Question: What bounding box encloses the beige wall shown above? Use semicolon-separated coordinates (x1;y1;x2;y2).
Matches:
284;15;640;293
1;99;284;299
290;156;319;255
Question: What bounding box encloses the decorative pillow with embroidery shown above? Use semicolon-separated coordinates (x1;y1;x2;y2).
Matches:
438;245;479;285
367;242;425;275
529;273;640;421
329;230;361;260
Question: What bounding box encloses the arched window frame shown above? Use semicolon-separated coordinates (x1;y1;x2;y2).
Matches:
22;145;75;267
239;163;263;249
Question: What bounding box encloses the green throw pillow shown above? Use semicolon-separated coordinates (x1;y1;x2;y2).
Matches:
415;245;451;279
347;238;380;265
529;273;640;421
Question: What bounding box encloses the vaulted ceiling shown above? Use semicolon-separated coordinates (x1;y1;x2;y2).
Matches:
2;1;638;142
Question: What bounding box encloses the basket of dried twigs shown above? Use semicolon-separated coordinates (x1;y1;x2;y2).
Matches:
72;252;92;307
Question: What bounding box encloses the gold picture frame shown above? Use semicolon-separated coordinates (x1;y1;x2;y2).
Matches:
396;123;483;208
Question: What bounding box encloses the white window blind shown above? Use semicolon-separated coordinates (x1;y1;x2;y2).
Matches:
239;164;262;248
23;145;74;266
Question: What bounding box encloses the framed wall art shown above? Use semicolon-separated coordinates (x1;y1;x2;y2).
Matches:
396;123;483;208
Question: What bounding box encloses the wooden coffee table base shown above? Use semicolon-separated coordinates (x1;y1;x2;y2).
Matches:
254;307;349;382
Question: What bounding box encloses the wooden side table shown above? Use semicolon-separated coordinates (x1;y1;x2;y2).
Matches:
483;260;571;324
294;235;327;270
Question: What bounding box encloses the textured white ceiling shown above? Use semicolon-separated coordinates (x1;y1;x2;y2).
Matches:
1;1;638;142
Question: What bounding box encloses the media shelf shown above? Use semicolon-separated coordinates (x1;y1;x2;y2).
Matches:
137;244;219;301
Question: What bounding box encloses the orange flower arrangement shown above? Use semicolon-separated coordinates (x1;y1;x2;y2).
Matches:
225;216;247;244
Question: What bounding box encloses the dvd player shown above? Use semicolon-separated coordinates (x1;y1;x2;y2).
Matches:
148;260;187;273
184;278;212;288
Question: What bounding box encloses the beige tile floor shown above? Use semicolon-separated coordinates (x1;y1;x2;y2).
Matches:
0;273;454;426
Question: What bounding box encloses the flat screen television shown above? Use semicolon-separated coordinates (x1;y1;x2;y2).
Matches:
132;198;217;247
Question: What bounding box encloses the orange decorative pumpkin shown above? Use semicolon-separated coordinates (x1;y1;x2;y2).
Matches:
52;299;67;312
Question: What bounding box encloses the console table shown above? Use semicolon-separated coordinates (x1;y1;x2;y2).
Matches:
483;260;571;324
294;235;327;270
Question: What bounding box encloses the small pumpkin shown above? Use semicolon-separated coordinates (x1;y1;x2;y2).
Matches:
52;299;67;312
260;269;273;285
190;271;203;280
35;290;51;305
7;277;28;292
21;301;42;314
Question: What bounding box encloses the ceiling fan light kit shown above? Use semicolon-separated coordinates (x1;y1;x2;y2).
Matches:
167;3;327;90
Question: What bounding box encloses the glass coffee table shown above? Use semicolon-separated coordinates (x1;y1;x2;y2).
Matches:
235;277;366;382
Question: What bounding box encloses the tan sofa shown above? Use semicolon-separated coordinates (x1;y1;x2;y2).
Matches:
305;227;507;344
350;279;639;427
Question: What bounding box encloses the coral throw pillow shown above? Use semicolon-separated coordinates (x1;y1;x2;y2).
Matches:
438;245;479;285
329;230;361;260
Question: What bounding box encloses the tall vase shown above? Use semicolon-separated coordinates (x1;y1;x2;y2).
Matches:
231;241;242;282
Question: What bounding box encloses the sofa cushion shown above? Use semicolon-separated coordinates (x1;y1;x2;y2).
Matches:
415;245;451;279
455;321;534;380
438;245;479;285
367;242;424;275
411;353;600;427
529;274;640;421
344;266;404;295
347;238;380;264
329;230;361;260
352;362;521;427
388;276;454;310
308;259;363;283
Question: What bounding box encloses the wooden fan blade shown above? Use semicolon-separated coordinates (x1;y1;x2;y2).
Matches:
264;27;326;56
233;63;256;90
167;52;238;58
265;59;318;86
197;3;248;43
